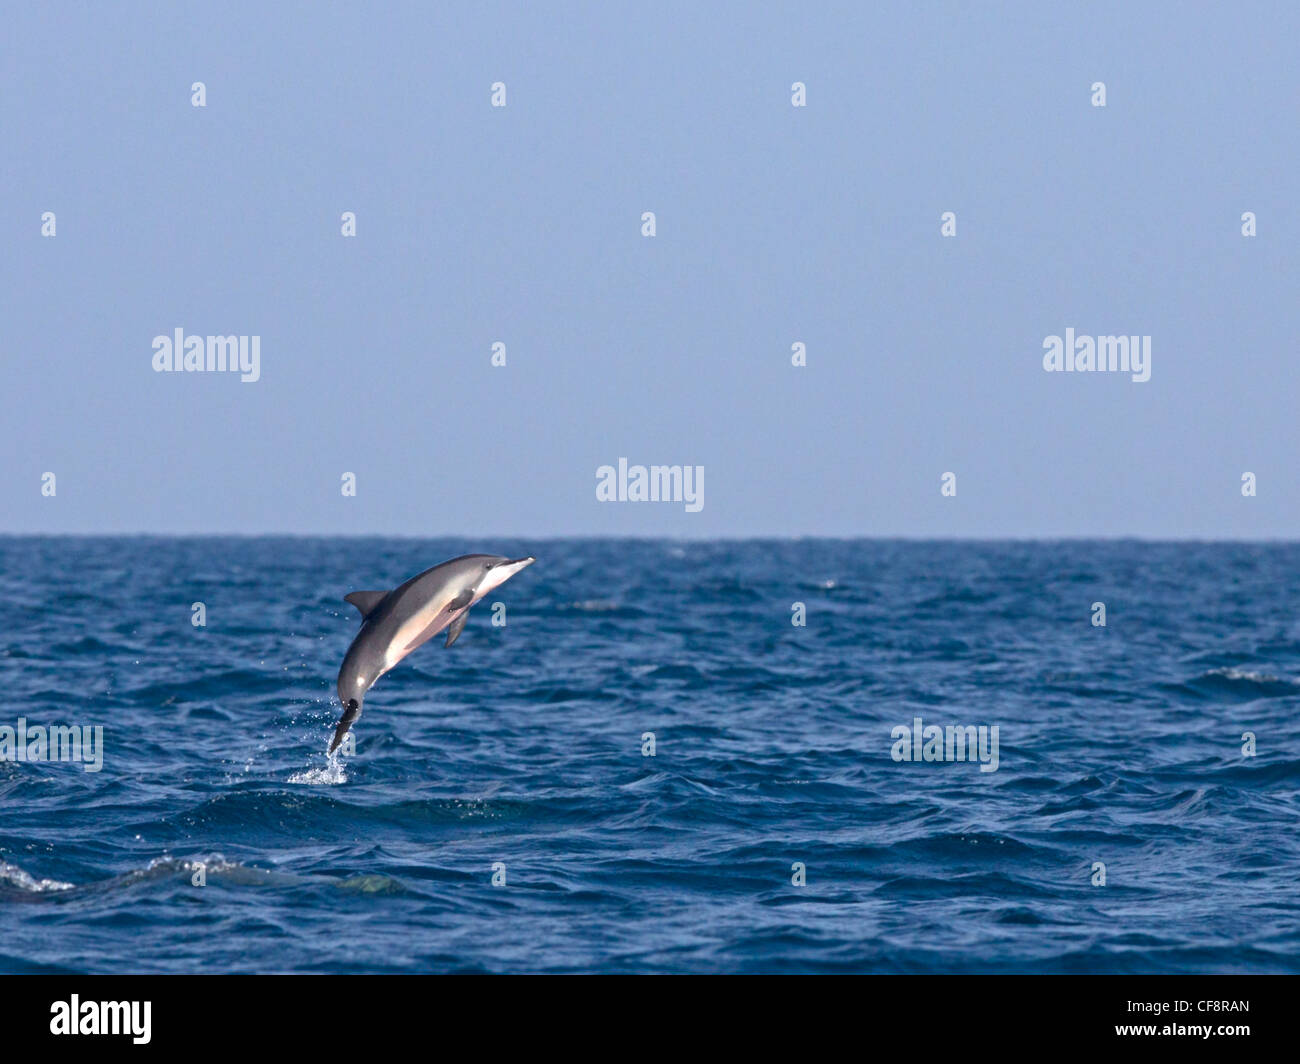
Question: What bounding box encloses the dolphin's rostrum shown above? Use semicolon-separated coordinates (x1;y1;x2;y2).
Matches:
330;553;535;753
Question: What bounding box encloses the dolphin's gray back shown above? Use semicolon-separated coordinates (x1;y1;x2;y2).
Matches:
390;555;495;610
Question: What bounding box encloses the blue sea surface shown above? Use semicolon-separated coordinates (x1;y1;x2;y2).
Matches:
1;537;1298;973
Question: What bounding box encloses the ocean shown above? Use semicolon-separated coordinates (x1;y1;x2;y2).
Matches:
2;536;1297;973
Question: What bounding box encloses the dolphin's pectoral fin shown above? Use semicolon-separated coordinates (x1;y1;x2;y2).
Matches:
445;607;471;648
440;591;475;648
344;590;388;618
400;589;475;654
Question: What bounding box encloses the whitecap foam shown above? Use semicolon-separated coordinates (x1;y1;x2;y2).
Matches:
0;860;73;893
1206;667;1294;685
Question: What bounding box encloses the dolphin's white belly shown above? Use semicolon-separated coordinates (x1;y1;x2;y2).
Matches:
385;592;459;668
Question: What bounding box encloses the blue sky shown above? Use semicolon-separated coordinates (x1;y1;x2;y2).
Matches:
3;2;1297;537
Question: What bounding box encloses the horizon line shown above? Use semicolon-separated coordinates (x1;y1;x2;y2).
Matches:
3;531;1299;545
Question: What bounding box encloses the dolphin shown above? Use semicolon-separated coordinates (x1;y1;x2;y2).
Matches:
329;553;535;753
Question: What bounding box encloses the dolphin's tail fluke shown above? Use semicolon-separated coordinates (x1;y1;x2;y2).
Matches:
329;700;362;754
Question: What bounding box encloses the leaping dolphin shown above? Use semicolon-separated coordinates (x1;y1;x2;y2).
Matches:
329;553;535;753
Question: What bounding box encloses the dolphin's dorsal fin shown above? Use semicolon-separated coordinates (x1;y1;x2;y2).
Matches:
445;607;471;648
344;590;388;618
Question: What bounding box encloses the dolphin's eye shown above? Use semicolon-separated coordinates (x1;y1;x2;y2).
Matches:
346;699;358;710
485;563;494;570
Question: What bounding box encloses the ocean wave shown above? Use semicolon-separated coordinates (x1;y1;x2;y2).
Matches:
1164;667;1300;703
0;861;73;893
6;536;1300;972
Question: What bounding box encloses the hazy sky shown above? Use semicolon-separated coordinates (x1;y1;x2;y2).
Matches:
3;2;1297;537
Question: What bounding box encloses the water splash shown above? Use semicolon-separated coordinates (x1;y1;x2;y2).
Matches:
288;750;348;786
